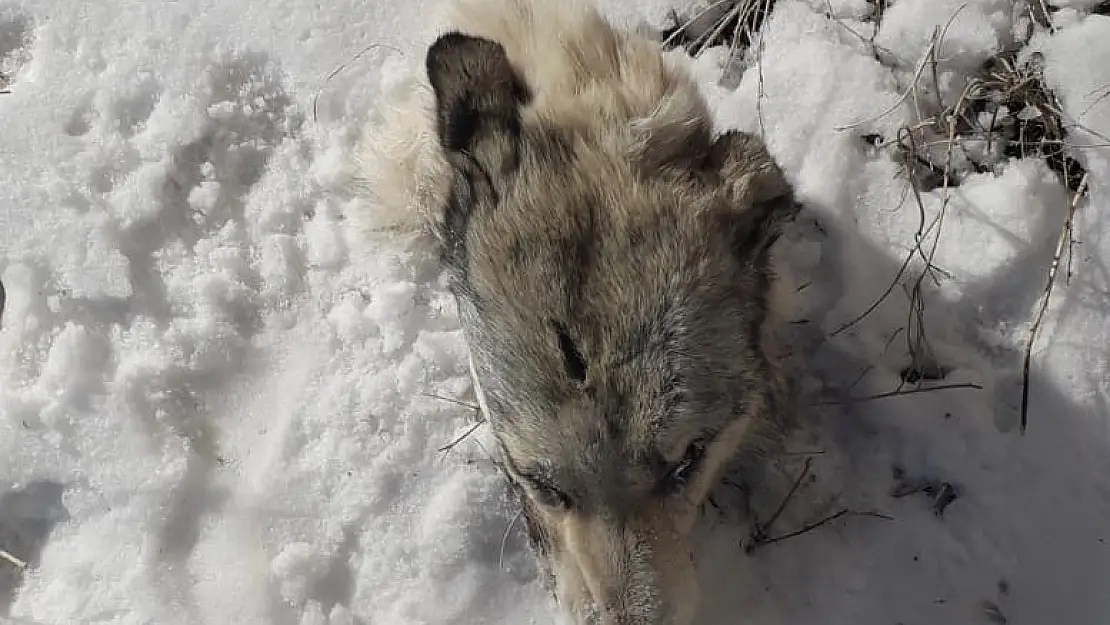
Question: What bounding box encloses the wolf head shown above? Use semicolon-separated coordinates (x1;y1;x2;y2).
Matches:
424;8;796;623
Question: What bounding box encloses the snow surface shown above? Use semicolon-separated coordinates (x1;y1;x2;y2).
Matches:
1;0;1109;624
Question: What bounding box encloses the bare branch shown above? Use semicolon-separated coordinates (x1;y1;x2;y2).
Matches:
753;456;814;540
438;420;486;453
498;508;524;570
421;392;479;411
747;508;894;551
313;43;402;123
834;3;970;132
1020;172;1089;433
815;382;984;406
0;548;27;569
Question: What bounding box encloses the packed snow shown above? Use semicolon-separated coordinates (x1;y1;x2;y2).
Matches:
1;0;1108;624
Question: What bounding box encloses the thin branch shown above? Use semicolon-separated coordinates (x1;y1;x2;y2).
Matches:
662;0;737;48
420;392;479;411
312;43;403;123
834;3;970;132
0;548;27;569
1029;0;1055;34
827;236;917;337
781;449;827;456
846;365;876;393
831;40;975;358
754;0;770;137
423;390;485;453
725;0;745;68
693;0;746;57
815;382;983;406
498;508;524;570
822;0;894;62
900;79;976;383
1020;172;1089;433
1079;83;1110;120
748;508;894;551
754;456;813;539
438;420;486;453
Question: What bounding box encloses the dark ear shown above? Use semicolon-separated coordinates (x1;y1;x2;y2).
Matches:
629;106;715;174
425;32;530;167
707;130;799;259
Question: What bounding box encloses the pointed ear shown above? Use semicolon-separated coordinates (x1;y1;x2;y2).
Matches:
425;32;530;168
707;130;799;259
628;93;715;174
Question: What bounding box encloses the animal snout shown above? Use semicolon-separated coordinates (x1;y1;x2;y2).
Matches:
559;511;700;625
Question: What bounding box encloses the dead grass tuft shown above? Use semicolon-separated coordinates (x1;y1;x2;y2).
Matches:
660;0;777;61
825;3;1101;433
886;45;1095;435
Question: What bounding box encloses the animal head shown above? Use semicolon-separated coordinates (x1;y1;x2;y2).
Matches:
424;6;796;623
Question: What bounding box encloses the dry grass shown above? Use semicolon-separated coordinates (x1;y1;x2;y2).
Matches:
659;0;783;135
936;51;1088;194
661;0;776;59
821;3;1097;433
882;46;1094;433
826;6;973;405
675;0;1101;433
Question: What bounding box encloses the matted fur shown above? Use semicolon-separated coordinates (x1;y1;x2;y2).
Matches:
351;1;799;623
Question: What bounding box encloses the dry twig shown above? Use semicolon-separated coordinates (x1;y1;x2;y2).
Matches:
896;80;977;388
420;392;485;453
747;508;894;551
815;382;983;406
1019;172;1089;433
828;13;972;339
498;508;524;570
662;0;778;91
662;0;736;49
752;456;813;540
834;3;970;132
438;420;486;453
421;392;479;411
1080;82;1110;119
0;548;27;569
312;43;403;123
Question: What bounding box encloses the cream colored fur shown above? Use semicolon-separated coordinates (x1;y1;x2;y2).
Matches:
349;0;709;243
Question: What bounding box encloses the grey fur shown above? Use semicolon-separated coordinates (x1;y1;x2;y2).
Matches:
418;1;799;622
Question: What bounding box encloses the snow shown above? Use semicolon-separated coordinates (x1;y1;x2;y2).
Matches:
1;0;1109;624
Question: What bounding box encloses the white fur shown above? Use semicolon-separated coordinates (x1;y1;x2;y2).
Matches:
348;64;448;241
348;0;709;244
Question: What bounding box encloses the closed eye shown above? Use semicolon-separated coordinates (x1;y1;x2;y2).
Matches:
531;483;572;509
518;470;573;509
663;438;708;491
